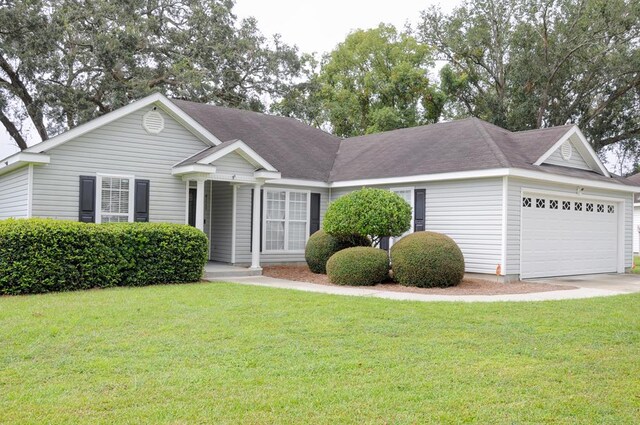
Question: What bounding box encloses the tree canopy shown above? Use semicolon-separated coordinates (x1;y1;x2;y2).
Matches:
419;0;640;162
0;0;302;150
273;24;445;137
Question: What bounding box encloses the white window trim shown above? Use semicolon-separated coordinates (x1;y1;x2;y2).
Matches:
95;173;135;224
390;187;415;247
262;188;311;253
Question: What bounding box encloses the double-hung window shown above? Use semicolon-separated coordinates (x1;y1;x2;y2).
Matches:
264;189;309;251
96;175;135;223
390;187;414;245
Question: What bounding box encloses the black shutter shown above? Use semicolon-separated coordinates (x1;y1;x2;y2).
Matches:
134;179;150;222
250;189;264;252
379;237;390;251
188;188;196;227
414;189;425;231
78;176;96;223
310;193;321;235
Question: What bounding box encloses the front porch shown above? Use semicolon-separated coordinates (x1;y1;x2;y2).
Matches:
173;139;282;271
203;261;262;280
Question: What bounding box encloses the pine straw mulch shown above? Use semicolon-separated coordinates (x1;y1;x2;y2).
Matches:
262;265;575;295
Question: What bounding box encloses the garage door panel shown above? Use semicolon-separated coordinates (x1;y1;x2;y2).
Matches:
521;195;618;278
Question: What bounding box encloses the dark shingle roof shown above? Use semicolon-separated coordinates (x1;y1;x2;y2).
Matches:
172;100;341;181
170;100;629;187
328;118;626;185
176;140;239;167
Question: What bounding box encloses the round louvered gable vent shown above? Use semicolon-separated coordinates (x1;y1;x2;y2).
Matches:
560;141;572;161
142;110;165;134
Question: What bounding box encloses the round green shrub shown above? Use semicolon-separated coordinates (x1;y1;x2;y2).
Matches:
305;230;370;274
326;246;389;286
323;187;411;246
390;231;464;288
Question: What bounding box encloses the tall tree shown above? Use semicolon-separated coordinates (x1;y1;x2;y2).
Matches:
0;0;303;150
273;24;445;137
419;0;640;155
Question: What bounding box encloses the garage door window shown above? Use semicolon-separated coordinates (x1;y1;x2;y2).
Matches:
536;198;546;208
608;205;615;214
522;197;532;207
597;204;604;213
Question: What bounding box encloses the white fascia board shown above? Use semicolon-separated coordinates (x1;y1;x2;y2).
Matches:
329;168;509;188
329;167;635;193
0;152;50;176
197;139;278;172
269;178;330;188
254;170;281;179
533;126;610;177
172;164;217;176
23;93;221;155
508;168;636;193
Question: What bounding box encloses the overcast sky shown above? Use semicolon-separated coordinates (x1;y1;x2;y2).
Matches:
0;0;460;159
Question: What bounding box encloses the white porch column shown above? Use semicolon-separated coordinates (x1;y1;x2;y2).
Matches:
195;179;205;231
250;182;263;270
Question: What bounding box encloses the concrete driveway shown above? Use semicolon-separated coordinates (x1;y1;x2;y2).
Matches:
528;273;640;294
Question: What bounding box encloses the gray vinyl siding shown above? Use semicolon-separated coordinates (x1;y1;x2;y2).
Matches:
31;108;208;222
506;177;633;275
0;166;29;219
543;142;591;170
210;181;233;262
330;178;504;274
234;183;329;265
211;151;256;176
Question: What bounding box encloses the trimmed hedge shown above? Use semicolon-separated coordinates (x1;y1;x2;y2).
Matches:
390;231;464;288
305;230;370;274
0;219;208;295
326;246;389;286
323;187;412;246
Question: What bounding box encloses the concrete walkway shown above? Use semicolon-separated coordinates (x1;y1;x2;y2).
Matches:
211;274;639;303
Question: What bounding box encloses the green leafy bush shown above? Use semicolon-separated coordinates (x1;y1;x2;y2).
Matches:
323;187;411;246
305;230;370;274
326;246;389;286
0;219;208;295
390;231;464;288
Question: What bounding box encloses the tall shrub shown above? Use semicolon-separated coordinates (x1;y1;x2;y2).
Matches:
323;187;411;246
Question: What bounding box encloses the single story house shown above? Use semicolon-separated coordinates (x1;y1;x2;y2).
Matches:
0;93;637;280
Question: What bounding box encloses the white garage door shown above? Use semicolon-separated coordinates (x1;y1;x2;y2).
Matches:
521;194;619;279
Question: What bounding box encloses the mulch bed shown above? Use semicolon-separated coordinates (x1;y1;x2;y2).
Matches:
262;265;576;295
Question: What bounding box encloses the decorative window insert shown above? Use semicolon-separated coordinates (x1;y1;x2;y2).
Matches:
608;205;615;214
522;197;532;208
549;200;558;209
96;175;134;223
536;198;546;208
575;202;582;211
597;204;604;213
562;201;571;210
586;203;593;212
264;189;309;251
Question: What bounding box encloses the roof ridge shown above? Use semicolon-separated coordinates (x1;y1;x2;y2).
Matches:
472;118;511;168
172;98;342;142
341;118;478;143
512;124;574;135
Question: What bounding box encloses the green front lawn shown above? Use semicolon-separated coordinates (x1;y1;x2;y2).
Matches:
1;283;639;424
